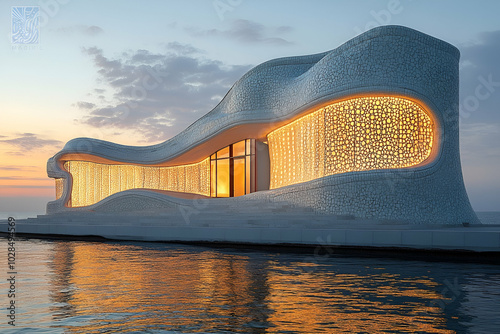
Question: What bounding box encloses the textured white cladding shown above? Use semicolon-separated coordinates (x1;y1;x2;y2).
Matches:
46;25;479;225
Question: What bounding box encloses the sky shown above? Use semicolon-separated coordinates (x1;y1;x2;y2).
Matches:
0;0;499;214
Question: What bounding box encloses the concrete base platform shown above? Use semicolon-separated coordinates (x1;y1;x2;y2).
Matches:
4;212;500;253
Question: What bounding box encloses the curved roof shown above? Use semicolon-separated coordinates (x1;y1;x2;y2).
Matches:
49;25;458;168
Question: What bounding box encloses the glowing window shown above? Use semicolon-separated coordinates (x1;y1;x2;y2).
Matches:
218;146;230;159
63;159;210;207
211;139;255;197
267;96;434;189
233;140;246;157
210;159;216;197
55;178;64;200
233;158;246;197
216;159;230;197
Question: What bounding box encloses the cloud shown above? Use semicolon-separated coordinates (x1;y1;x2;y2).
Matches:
460;122;500;210
54;24;104;36
0;165;37;171
459;30;500;124
461;122;500;160
165;42;202;55
0;185;53;188
0;176;49;181
458;31;500;211
77;43;252;142
0;133;63;152
76;101;96;109
85;25;104;36
186;19;293;46
460;134;500;209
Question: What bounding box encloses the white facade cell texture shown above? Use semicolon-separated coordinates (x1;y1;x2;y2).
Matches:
47;26;479;225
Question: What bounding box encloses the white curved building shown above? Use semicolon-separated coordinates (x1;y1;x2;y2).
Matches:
46;25;478;226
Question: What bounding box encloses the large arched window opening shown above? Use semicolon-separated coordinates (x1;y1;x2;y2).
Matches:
267;96;435;189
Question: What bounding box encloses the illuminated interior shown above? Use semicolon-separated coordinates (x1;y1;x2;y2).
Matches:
210;139;255;198
63;159;210;207
55;178;64;200
267;96;434;189
59;139;256;207
55;96;435;207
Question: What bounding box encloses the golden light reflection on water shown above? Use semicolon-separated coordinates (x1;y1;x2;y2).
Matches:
264;267;454;333
5;239;500;333
48;242;270;333
41;242;456;333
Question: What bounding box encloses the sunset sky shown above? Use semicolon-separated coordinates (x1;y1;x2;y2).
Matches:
1;0;499;214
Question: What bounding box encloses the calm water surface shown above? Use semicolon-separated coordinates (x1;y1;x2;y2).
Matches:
1;237;499;333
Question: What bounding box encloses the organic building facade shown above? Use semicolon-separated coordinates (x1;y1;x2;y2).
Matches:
47;26;478;225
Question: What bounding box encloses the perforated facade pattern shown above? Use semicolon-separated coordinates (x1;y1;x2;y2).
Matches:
46;26;478;225
64;159;210;207
268;97;433;189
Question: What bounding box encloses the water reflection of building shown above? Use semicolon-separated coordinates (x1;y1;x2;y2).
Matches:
49;242;271;332
49;242;77;320
47;241;468;333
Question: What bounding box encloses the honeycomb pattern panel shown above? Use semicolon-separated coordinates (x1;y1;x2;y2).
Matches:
64;159;210;207
268;110;325;189
268;96;434;189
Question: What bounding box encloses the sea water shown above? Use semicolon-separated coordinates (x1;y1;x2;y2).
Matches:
0;212;499;333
